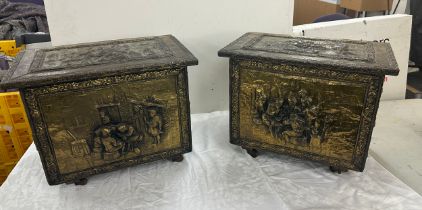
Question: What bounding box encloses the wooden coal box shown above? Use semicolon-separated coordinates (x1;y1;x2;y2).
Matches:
0;35;198;185
218;32;398;172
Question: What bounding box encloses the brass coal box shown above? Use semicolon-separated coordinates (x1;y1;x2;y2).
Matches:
218;33;399;173
0;35;198;185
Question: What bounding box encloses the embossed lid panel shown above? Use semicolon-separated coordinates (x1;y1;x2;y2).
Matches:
218;32;399;76
1;35;198;89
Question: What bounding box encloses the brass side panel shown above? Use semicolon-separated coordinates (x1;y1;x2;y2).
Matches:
37;76;181;174
239;69;366;162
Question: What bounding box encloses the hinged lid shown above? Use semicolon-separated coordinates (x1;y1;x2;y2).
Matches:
218;32;399;76
1;35;198;89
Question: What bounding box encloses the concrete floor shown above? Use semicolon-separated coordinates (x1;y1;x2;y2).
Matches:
370;99;422;196
406;70;422;99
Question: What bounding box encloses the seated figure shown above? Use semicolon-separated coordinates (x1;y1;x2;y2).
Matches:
115;123;143;154
94;127;124;161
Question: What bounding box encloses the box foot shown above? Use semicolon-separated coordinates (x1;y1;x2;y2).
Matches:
243;147;258;158
329;166;348;174
169;154;184;162
74;178;88;185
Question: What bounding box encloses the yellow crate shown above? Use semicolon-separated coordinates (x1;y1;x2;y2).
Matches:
0;162;16;185
0;40;24;57
0;92;33;184
0;176;6;184
0;163;15;176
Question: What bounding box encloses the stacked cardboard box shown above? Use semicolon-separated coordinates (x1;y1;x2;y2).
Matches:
294;0;342;25
340;0;393;12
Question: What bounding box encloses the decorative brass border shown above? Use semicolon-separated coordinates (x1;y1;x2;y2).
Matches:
21;68;192;185
229;59;384;171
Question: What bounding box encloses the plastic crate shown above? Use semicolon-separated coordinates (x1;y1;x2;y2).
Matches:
0;40;24;57
0;163;15;177
0;92;33;184
0;162;16;185
0;176;5;184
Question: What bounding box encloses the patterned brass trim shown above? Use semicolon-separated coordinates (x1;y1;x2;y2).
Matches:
229;59;241;144
22;68;192;185
353;75;384;171
230;59;384;171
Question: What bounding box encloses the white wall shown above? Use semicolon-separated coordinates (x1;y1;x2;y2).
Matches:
293;15;412;100
43;0;294;113
390;0;408;14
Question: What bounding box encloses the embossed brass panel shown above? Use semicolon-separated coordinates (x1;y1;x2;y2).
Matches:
1;35;198;185
38;76;181;174
219;33;399;172
239;69;366;162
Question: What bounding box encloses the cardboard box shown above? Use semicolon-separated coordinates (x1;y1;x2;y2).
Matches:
340;0;393;12
294;0;342;25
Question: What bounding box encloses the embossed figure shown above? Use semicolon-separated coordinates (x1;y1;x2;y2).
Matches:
115;124;143;154
89;95;168;162
251;86;328;146
252;88;268;125
100;111;112;125
131;96;166;145
262;99;284;138
98;127;123;160
132;105;144;133
282;114;309;144
298;89;312;110
146;109;163;144
310;120;323;148
93;112;124;160
92;135;103;159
